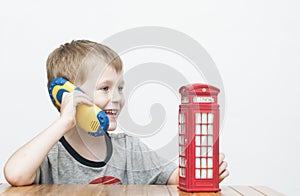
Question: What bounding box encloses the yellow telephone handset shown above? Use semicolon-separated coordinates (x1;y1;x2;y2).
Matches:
49;77;109;136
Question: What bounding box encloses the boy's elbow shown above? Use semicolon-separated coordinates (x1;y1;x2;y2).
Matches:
4;165;35;186
5;172;35;186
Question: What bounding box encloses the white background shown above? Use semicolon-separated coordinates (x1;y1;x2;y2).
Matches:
1;0;299;195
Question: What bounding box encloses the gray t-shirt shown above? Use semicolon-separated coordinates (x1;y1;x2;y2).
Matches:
35;133;177;185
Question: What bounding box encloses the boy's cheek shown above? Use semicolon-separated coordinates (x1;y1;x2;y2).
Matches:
93;97;109;108
119;103;124;113
78;81;96;97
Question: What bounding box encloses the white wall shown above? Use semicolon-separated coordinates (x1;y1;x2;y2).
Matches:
1;1;299;195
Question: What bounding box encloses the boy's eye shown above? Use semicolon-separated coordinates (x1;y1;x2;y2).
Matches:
100;86;109;91
118;86;124;92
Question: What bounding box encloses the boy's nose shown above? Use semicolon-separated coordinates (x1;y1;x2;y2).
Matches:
111;89;122;103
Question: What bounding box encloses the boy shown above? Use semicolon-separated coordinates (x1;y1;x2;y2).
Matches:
4;40;228;185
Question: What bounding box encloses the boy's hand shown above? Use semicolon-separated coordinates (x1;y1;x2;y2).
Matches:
60;90;93;131
168;152;229;185
219;152;229;182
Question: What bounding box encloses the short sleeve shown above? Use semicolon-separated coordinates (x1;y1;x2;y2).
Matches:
34;143;59;184
34;156;53;184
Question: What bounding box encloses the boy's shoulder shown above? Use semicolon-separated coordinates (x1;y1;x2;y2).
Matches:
108;132;148;150
109;132;135;140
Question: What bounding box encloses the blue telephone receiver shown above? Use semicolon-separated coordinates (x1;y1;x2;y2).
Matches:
48;77;109;136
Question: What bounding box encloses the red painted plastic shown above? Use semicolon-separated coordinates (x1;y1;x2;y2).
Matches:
178;84;220;192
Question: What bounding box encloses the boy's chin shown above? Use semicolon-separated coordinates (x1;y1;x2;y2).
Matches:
107;122;117;131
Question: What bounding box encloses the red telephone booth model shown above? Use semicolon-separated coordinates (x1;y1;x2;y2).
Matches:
178;84;220;192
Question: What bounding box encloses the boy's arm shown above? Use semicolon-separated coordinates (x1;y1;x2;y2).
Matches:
4;118;72;186
167;168;179;185
167;153;229;185
4;92;93;186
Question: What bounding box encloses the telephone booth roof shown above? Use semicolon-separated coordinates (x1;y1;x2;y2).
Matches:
179;84;220;96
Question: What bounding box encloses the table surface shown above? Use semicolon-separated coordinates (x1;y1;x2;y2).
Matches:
0;183;284;195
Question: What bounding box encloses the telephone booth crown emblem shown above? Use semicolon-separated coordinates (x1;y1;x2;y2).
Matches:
178;84;220;192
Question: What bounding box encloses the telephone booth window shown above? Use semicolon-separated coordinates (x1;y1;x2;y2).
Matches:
196;147;200;156
208;125;213;134
179;146;185;156
179;113;186;178
179;113;185;123
179;124;186;134
208;147;213;156
179;157;186;166
195;112;214;179
180;168;186;177
196;125;201;134
202;125;207;134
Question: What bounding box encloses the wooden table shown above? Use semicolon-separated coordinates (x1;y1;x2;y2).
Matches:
0;183;284;195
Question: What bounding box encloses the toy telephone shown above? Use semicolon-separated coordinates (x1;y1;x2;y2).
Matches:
48;77;109;136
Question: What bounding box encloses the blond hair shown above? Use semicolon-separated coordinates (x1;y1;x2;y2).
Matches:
46;40;122;88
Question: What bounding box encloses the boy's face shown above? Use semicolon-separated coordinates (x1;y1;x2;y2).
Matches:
79;65;125;131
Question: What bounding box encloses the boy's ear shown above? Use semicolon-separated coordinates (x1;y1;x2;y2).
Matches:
49;77;75;111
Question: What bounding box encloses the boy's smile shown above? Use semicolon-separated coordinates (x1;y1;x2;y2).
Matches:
79;65;125;131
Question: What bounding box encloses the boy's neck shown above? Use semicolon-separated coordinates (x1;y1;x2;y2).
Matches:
64;127;107;162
